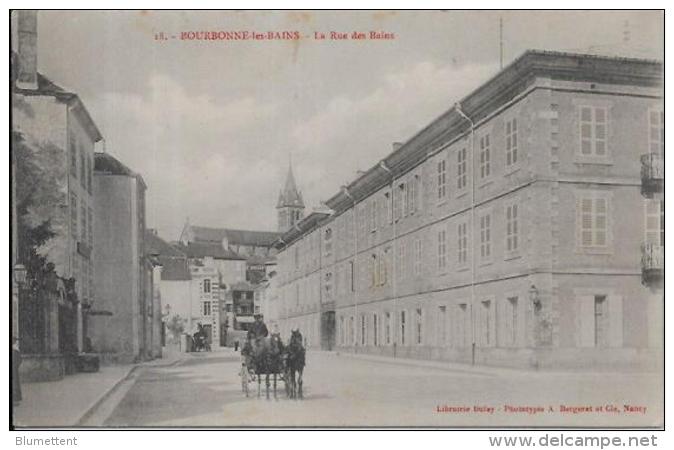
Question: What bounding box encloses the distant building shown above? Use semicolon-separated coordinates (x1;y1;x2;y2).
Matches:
91;152;154;363
12;10;103;380
273;50;663;369
145;230;191;348
178;223;281;345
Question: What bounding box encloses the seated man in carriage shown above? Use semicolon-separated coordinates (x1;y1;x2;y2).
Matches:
250;314;269;341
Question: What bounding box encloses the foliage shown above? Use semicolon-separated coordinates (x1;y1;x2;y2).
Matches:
166;315;186;343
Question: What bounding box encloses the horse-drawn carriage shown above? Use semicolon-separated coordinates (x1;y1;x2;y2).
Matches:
240;329;305;399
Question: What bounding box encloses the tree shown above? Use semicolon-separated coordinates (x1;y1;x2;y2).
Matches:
166;315;186;344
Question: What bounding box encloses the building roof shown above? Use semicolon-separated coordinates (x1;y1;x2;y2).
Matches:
159;257;191;281
94;152;147;188
13;71;103;142
189;226;282;248
277;162;305;209
145;230;186;258
143;231;191;280
276;50;663;250
179;241;247;260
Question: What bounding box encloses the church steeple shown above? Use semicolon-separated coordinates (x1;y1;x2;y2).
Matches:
277;157;305;232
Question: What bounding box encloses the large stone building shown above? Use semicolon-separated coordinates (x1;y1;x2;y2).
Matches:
272;50;663;369
12;10;103;380
91;152;156;363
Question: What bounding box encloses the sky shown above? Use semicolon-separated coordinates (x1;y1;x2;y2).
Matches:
28;10;663;240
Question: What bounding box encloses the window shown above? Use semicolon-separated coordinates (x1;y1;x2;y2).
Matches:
384;192;392;224
349;316;355;345
594;295;608;347
456;303;468;347
203;279;211;293
81;203;87;243
370;254;378;288
339;316;345;345
325;272;333;299
360;315;367;346
294;246;299;269
415;308;423;345
505;296;519;347
379;248;390;286
385;312;391;345
437;158;447;200
579;106;608;157
414;238;422;276
457;221;468;266
400;310;406;346
480;300;492;346
202;301;211;316
480;213;492;261
457;148;467;191
80;149;86;188
505;203;519;256
88;208;93;247
70;192;78;239
479;134;491;179
397;241;405;281
645;200;664;245
324;228;333;257
87;156;93;193
400;182;408;217
70;139;78;177
373;313;379;346
649;109;664;155
505;118;518;168
369;200;377;232
437;305;447;346
349;260;355;292
408;174;419;213
437;228;447;271
578;194;610;250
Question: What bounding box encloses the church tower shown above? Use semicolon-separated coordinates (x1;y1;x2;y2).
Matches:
277;160;305;232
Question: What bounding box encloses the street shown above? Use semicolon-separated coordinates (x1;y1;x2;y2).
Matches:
98;349;663;427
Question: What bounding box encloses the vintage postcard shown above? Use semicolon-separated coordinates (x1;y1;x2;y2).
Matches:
10;9;664;428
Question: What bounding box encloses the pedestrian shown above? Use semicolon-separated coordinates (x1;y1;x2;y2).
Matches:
12;337;21;405
234;340;239;352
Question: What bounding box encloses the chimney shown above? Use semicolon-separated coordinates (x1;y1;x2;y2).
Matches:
392;142;403;151
16;10;38;90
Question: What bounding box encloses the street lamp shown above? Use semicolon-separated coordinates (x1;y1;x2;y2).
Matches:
529;284;541;311
13;263;27;286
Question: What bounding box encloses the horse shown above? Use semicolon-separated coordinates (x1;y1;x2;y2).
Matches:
285;329;305;399
251;334;285;399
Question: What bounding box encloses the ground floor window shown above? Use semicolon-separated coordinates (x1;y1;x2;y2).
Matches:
400;310;406;346
455;303;468;347
373;313;379;346
385;312;391;345
437;305;447;346
415;308;423;345
360;315;367;346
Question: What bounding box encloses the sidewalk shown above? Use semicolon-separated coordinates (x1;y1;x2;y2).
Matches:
329;350;660;377
12;349;185;428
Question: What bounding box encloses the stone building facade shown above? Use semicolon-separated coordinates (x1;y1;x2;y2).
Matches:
12;10;103;379
91;152;154;363
272;51;663;369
